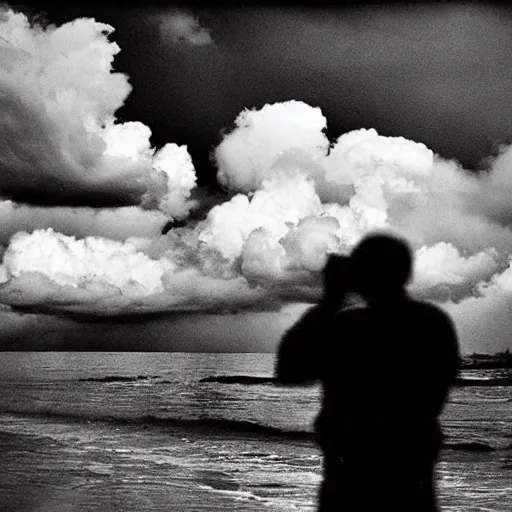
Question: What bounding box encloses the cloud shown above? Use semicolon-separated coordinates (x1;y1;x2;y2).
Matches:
4;96;512;357
150;143;199;217
207;101;512;328
0;229;174;295
0;8;197;215
0;228;275;315
0;200;169;244
214;100;329;193
410;242;502;302
0;306;302;352
2;7;512;353
445;258;512;352
159;10;214;46
198;172;325;262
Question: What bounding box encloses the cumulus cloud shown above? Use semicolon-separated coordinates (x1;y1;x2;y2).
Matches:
0;200;169;243
4;94;512;355
473;144;512;226
214;100;329;192
198;172;324;262
0;228;272;315
159;10;214;46
150;144;199;217
411;243;502;302
207;100;512;333
0;9;197;215
445;257;512;352
0;229;174;295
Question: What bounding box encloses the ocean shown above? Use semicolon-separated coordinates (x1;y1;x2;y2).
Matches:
0;352;510;512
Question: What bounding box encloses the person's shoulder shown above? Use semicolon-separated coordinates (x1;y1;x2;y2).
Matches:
407;297;444;312
407;297;441;311
406;298;454;326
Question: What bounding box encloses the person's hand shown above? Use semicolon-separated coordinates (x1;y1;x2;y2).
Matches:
321;254;353;309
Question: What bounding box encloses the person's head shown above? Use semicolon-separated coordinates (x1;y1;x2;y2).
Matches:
350;233;413;303
321;254;352;304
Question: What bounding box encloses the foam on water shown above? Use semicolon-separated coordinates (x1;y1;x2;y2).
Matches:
0;352;511;511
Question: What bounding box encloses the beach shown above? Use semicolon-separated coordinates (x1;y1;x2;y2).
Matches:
0;352;511;512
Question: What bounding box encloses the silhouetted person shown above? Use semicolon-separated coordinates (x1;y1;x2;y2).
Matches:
276;254;354;384
276;233;460;512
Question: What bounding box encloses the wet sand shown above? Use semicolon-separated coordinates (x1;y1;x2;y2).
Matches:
1;421;511;512
0;417;318;512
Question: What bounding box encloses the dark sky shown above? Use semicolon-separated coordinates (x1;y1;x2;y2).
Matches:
21;0;512;196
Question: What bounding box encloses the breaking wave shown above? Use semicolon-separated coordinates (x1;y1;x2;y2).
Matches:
79;375;162;383
199;375;277;384
0;408;504;452
201;374;512;387
75;374;512;387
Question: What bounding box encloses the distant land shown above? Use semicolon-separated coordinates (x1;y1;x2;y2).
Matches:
460;349;512;369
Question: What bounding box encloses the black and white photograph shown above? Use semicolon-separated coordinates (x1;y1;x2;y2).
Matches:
0;1;511;510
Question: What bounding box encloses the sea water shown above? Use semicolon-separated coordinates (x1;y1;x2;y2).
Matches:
0;352;510;512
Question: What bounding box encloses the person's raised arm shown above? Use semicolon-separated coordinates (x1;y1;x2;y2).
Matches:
275;306;332;384
275;254;352;385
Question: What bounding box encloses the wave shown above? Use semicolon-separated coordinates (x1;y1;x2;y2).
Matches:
0;408;503;452
79;374;278;385
134;416;315;441
443;441;495;452
450;397;512;405
76;374;512;387
0;408;314;442
199;375;277;385
78;375;162;383
455;377;512;387
200;375;512;387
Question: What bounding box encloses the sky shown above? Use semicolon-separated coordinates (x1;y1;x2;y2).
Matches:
2;1;512;353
